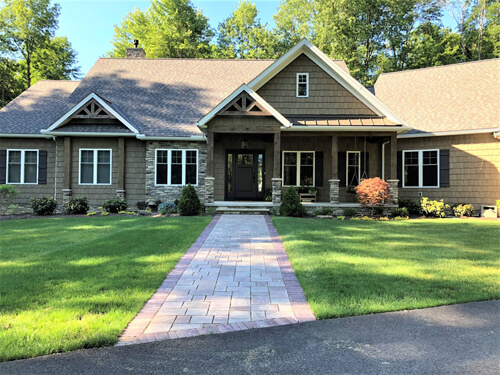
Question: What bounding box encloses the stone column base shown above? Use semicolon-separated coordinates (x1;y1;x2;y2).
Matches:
205;177;215;204
387;179;399;204
272;178;282;204
116;190;126;199
62;189;72;205
329;179;340;204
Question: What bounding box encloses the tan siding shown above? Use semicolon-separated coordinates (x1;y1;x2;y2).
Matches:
125;139;146;204
398;133;500;207
0;138;57;207
257;54;376;116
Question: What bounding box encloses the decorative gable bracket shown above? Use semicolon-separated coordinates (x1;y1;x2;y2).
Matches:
218;92;271;116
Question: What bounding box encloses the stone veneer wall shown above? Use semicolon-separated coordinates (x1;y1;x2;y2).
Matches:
145;141;207;203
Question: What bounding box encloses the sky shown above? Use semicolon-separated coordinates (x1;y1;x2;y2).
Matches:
55;0;457;77
55;0;281;75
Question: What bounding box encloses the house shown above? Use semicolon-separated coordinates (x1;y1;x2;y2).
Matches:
0;39;498;212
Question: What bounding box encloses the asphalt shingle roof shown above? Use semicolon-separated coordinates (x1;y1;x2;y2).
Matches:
374;59;500;134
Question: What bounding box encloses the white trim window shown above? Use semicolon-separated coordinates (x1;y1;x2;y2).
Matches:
403;149;440;188
296;73;309;97
155;149;198;186
79;149;112;185
7;149;38;184
282;151;315;187
346;151;361;187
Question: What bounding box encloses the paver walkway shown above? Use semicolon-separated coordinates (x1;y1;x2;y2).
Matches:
117;214;315;345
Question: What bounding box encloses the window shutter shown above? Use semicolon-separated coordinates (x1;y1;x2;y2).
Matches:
315;151;324;187
440;149;450;187
361;152;369;179
397;151;402;187
338;152;346;186
0;150;6;184
38;150;48;184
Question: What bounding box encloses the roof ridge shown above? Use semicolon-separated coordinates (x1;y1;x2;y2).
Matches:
36;79;81;83
98;57;277;62
378;58;500;77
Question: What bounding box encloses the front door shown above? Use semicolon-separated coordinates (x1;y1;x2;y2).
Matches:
226;151;264;200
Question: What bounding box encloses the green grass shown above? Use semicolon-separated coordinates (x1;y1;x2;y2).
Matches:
0;216;210;362
272;218;500;320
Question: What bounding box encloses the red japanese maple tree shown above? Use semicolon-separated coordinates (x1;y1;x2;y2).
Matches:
355;177;391;215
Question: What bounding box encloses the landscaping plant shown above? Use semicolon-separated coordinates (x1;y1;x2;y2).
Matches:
355;177;391;216
453;203;475;218
30;197;57;216
64;196;89;215
342;207;358;217
0;184;18;202
420;197;449;218
177;184;201;216
314;207;333;216
391;207;409;218
135;201;148;210
399;199;422;215
279;187;306;217
103;198;128;213
158;201;177;215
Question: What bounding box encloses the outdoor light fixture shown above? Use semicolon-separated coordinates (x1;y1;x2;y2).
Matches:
241;139;248;149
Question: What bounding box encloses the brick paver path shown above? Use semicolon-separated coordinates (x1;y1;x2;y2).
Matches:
117;214;315;345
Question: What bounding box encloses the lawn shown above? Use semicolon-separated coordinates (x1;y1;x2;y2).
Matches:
272;218;500;320
0;216;211;362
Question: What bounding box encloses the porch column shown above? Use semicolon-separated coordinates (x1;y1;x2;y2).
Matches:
387;133;399;204
329;135;340;204
205;132;215;203
62;137;72;205
116;137;126;199
272;132;282;204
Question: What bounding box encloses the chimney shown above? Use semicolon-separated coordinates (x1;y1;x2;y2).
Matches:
125;40;146;59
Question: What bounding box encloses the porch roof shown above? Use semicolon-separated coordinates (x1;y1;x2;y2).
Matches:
286;116;398;127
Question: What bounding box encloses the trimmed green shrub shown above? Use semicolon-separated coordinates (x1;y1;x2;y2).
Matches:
497;200;500;216
103;198;128;213
453;203;475;218
373;206;384;216
31;197;57;216
0;184;18;201
64;196;89;215
177;184;201;216
420;197;449;218
279;187;306;217
159;201;177;215
342;207;358;217
135;201;148;210
392;207;409;217
314;207;333;216
399;199;422;215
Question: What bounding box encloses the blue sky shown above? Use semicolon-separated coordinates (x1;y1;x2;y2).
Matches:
55;0;456;76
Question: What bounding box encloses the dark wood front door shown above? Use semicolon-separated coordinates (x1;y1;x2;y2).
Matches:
226;151;264;200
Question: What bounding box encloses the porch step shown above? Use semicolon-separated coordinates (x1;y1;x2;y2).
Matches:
215;207;270;215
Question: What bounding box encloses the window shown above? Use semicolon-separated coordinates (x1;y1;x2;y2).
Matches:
282;151;315;186
346;151;360;187
296;73;309;97
79;149;112;185
403;150;439;188
7;150;38;184
155;149;198;186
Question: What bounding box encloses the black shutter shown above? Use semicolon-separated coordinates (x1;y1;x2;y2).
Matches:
338;152;346;187
440;149;450;187
397;151;402;187
315;151;324;187
361;152;369;179
38;150;47;184
0;150;6;184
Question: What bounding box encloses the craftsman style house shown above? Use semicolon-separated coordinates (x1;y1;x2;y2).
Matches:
0;40;498;211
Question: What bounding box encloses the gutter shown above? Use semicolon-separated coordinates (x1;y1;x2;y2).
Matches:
398;128;500;138
136;135;206;141
0;133;52;138
40;130;137;137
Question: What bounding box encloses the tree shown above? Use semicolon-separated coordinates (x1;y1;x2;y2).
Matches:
108;0;213;58
0;57;23;108
355;177;391;215
216;0;277;59
0;0;59;88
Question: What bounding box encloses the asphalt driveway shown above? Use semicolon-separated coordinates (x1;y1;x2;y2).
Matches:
1;300;498;375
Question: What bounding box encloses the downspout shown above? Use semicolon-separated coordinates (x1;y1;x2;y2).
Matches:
52;136;57;202
381;140;390;180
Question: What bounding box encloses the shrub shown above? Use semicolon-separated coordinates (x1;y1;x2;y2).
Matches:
199;203;206;215
7;204;21;215
279;187;306;217
342;207;358;217
270;208;277;216
399;199;422;216
355;178;391;215
64;196;89;215
314;207;333;216
31;197;57;216
392;207;409;217
103;198;128;213
177;184;201;216
373;206;384;216
264;188;273;202
0;184;18;201
497;200;500;217
453;203;474;218
158;201;177;215
135;201;148;210
420;197;449;218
